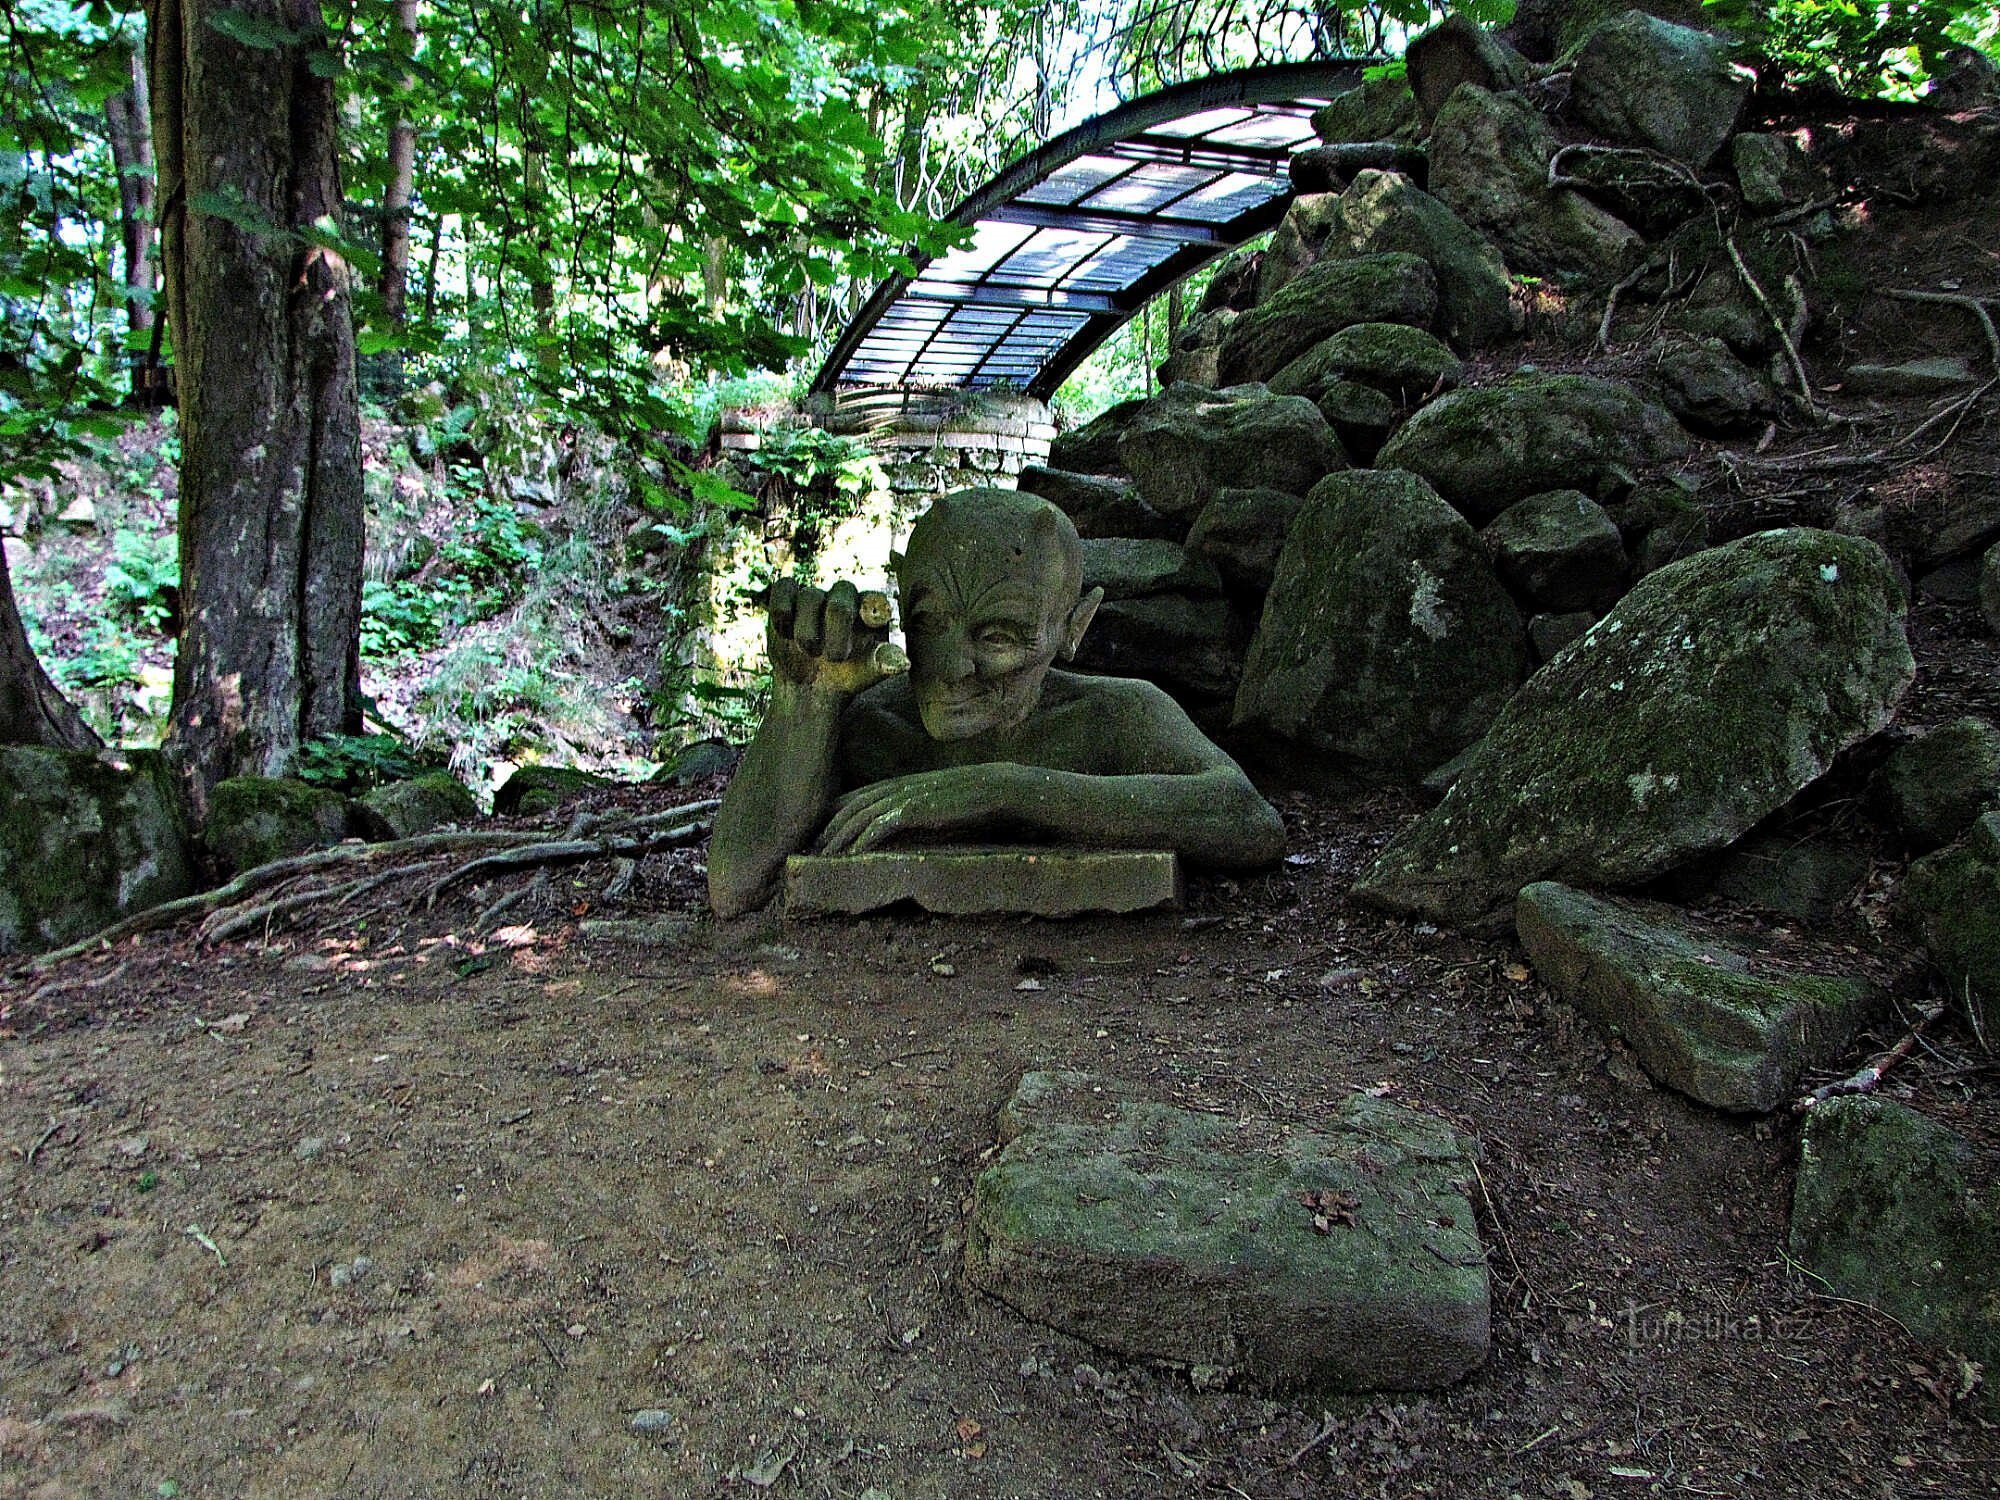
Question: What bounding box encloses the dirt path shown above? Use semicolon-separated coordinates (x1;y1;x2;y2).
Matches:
4;790;1995;1499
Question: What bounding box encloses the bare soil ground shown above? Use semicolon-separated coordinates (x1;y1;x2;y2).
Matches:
4;724;1997;1499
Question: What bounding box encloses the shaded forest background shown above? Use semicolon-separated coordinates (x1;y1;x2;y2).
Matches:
3;0;1997;809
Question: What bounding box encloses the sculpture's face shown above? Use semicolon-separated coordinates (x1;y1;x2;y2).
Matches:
896;499;1090;741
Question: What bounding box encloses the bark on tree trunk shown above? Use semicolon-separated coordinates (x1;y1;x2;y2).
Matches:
523;137;558;370
104;37;157;404
147;0;365;819
377;0;419;326
0;545;102;751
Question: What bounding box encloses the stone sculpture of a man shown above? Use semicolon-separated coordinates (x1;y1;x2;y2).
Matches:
707;488;1285;917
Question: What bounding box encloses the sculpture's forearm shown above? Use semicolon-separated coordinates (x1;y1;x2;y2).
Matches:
707;682;848;916
1013;766;1285;870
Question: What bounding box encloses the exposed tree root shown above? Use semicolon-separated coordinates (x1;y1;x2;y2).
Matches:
1793;1000;1947;1114
17;798;720;972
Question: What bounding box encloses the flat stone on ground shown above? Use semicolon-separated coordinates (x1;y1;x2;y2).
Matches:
1516;882;1882;1112
966;1071;1490;1393
785;848;1181;917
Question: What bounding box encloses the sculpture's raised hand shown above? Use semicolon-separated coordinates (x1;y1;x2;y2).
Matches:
764;578;907;698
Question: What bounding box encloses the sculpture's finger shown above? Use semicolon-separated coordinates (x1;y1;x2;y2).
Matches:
866;641;909;680
822;581;858;663
793;585;827;656
819;787;892;852
845;804;904;854
767;577;798;638
857;590;892;629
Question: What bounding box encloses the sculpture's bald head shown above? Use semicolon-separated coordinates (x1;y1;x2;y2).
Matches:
893;488;1101;740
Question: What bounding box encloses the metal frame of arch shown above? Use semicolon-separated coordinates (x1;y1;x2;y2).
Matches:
812;60;1377;402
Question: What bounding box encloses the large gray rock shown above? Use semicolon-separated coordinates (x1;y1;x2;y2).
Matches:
1311;73;1419;145
1406;15;1530;122
1878;717;2000;851
1257;193;1345;301
1290;141;1430;196
1481;489;1629;613
358;772;478;840
1185;488;1306;595
1074;593;1243;703
1156;307;1238;387
1656;341;1778;435
1017;466;1174;540
1605;483;1712;576
1528;609;1597;663
1117;383;1345;522
1732;132;1824;214
1901;812;2000;1043
1571;10;1751;168
1702;833;1870;925
966;1071;1490;1393
1516;882;1881;1112
1048;398;1144;474
1318;171;1519;352
493;764;617;818
206;775;353;874
1270;321;1465;407
1790;1098;2000;1409
1079;538;1222;600
1429;85;1643;282
1217;253;1440;387
1353;530;1914;931
1377;373;1688;524
0;747;195;956
1233;471;1528;779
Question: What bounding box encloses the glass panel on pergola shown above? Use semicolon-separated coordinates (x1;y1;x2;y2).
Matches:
814;61;1371;402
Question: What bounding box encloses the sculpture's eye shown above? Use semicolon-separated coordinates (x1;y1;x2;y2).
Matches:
975;624;1026;648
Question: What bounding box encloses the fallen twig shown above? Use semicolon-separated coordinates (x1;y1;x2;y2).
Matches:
24;1116;66;1167
1884;287;2000;372
1794;1001;1947;1114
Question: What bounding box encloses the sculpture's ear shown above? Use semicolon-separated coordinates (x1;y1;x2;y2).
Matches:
1060;586;1104;661
889;548;905;575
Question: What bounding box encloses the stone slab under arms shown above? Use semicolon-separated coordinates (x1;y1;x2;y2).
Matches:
784;847;1182;917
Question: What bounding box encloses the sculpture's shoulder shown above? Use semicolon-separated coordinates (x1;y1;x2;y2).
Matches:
1033;671;1226;772
1039;669;1190;723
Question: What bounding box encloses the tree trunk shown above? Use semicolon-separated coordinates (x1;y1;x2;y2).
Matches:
0;545;102;751
523;136;557;370
147;0;365;819
377;0;419;326
103;37;157;404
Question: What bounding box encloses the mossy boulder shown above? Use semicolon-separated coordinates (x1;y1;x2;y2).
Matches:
0;747;195;956
1311;73;1420;145
1117;383;1346;522
1605;483;1712;576
1269;321;1465;406
1655;341;1778;436
1017;465;1174;540
1185;487;1307;595
1289;141;1431;196
1233;470;1529;779
494;764;618;818
1878;717;2000;850
1790;1097;2000;1405
1315;171;1519;352
1353;530;1914;931
206;776;353;874
1571;10;1750;168
1073;593;1244;705
966;1071;1490;1394
1156;306;1238;386
1528;609;1597;663
1481;489;1629;613
358;772;478;840
1733;132;1824;214
1079;538;1222;600
1216;253;1440;387
1702;833;1870;925
1901;813;2000;1043
1256;193;1347;301
1429;85;1643;282
1377;373;1688;524
1315;380;1400;462
1048;397;1144;474
1406;15;1530;122
1516;882;1882;1112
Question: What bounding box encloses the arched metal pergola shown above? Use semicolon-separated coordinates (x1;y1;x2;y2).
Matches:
812;61;1374;402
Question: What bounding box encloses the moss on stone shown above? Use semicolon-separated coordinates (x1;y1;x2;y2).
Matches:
1268;321;1465;405
0;747;195;955
1879;717;2000;851
1216;252;1440;388
1791;1097;2000;1404
1309;73;1419;146
1902;818;2000;1043
1355;529;1914;931
359;772;479;839
206;776;354;874
493;764;618;818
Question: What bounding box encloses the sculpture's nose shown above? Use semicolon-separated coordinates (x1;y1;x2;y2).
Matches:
935;632;976;683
